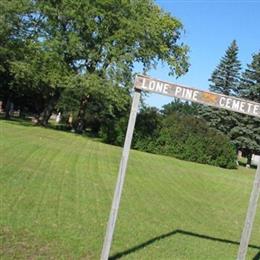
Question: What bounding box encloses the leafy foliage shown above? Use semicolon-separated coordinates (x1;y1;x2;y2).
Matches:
230;52;260;161
162;99;199;116
1;0;189;128
128;103;237;169
132;106;162;152
156;113;237;169
0;0;33;117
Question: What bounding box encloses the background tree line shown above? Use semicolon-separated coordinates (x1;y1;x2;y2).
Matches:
109;41;260;169
1;1;259;168
199;40;260;166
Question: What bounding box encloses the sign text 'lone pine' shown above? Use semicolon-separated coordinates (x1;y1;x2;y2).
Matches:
135;75;260;118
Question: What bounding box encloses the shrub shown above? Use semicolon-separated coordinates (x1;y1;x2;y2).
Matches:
106;106;237;169
154;113;237;168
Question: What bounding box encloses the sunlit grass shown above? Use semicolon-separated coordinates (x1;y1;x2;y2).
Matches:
0;119;259;259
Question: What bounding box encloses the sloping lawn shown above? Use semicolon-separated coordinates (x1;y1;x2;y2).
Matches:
0;120;259;259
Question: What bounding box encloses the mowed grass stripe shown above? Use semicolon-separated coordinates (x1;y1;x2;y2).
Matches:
9;147;54;218
111;151;259;259
0;120;259;259
0;144;51;217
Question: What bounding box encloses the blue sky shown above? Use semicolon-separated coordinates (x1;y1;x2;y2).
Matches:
137;0;260;108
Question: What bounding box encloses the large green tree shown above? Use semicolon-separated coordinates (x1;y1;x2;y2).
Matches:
0;0;32;118
239;52;260;102
231;52;260;164
162;99;199;116
9;0;189;127
200;47;260;166
199;41;241;136
209;40;241;95
230;116;260;165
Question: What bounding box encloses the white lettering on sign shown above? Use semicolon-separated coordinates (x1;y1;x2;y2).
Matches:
163;84;169;94
141;78;147;89
253;105;259;115
149;80;155;90
175;86;182;95
156;81;164;92
140;78;169;95
193;91;199;101
219;97;225;107
240;102;246;113
232;99;240;110
135;75;260;118
174;87;199;102
218;97;259;115
226;98;232;109
247;103;253;113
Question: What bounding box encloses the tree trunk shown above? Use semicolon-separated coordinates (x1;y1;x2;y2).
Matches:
4;98;11;119
38;89;61;126
19;107;26;119
246;151;252;168
76;95;89;133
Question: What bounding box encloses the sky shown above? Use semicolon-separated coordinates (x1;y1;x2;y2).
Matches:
136;0;260;108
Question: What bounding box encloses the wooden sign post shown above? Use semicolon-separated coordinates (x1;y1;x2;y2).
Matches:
237;163;260;260
101;75;260;260
101;88;141;260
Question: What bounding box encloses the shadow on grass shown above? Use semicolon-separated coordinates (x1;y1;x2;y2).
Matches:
238;160;257;170
109;229;260;259
0;117;35;127
253;251;260;260
1;117;120;148
0;117;101;139
0;117;67;130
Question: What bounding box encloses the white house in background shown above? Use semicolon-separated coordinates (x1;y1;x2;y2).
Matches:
252;154;260;166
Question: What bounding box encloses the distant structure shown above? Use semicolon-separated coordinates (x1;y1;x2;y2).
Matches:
252;154;260;166
56;112;61;123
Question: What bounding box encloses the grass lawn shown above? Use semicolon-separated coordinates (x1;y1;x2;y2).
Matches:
0;119;259;259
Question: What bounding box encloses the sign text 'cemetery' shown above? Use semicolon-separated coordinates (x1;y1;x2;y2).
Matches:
135;75;260;118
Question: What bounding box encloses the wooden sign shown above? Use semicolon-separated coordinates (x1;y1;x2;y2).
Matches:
101;75;260;260
135;75;260;118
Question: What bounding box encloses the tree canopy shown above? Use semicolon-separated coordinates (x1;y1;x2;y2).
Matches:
0;0;189;129
239;52;260;102
209;40;241;96
199;40;241;136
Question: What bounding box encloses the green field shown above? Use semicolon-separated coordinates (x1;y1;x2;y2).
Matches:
0;120;259;259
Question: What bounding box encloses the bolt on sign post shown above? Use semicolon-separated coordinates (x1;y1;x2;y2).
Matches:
101;75;260;260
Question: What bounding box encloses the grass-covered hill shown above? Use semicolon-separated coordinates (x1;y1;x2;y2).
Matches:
0;120;259;259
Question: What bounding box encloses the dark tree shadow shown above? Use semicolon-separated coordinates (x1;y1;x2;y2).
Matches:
0;117;103;140
253;251;260;260
0;117;35;127
109;230;178;259
109;229;260;259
